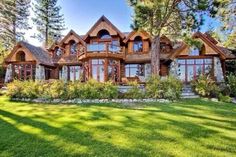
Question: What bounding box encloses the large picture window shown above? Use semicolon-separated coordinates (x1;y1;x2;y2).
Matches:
13;64;36;80
125;64;144;77
177;58;213;82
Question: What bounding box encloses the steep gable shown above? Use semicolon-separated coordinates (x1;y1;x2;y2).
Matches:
83;16;125;40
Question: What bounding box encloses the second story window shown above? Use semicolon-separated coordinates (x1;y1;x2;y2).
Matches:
55;47;63;57
16;51;26;61
189;47;200;56
98;29;111;39
70;41;77;55
133;36;143;53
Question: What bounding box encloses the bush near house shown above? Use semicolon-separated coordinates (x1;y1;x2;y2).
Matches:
146;75;183;100
7;77;183;100
226;73;236;97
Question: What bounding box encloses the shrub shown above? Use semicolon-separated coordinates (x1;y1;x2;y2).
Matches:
191;75;220;97
67;81;82;99
146;75;161;98
218;94;232;103
160;76;183;100
125;81;144;99
102;81;118;99
226;73;236;97
146;75;183;100
46;80;67;100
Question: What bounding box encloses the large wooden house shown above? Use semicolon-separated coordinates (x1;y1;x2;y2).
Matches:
4;16;236;84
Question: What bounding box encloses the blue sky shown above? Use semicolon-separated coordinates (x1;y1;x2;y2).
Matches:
26;0;218;46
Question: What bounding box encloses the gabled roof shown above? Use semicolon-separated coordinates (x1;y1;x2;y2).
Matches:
123;30;151;43
169;32;236;60
83;15;125;40
60;30;85;45
5;41;54;66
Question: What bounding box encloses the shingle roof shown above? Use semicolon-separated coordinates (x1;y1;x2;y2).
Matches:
217;46;236;59
19;41;54;66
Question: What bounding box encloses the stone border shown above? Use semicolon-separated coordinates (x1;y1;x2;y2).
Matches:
11;98;171;104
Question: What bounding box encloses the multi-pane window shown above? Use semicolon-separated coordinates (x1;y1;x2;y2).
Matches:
55;47;63;57
125;64;144;77
177;58;213;82
91;59;105;82
133;36;143;53
13;64;36;80
68;66;82;81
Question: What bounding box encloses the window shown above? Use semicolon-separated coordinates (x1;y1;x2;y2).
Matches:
91;59;105;82
55;47;63;57
189;47;200;56
125;64;144;77
16;51;26;61
98;29;111;39
109;40;120;53
68;66;82;81
13;64;36;80
70;41;77;55
177;58;213;82
133;36;143;53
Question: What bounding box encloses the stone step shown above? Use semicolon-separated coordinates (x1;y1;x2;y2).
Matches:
181;92;196;96
181;95;200;99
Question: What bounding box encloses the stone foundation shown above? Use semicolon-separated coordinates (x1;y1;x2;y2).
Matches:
214;57;224;82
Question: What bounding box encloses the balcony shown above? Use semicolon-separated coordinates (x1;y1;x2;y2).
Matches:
79;43;124;60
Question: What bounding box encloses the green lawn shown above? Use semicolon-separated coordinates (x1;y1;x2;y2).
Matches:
0;96;236;157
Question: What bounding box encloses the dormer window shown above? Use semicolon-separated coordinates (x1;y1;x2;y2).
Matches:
189;47;200;56
98;29;111;39
70;40;77;55
133;36;143;53
55;47;63;57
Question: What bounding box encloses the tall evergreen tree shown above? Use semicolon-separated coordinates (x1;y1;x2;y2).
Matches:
32;0;65;47
0;0;30;49
127;0;218;75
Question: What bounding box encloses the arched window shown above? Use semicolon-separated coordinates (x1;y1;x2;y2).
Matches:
189;46;200;56
133;36;143;53
70;40;77;55
16;51;26;61
98;29;111;39
55;47;63;57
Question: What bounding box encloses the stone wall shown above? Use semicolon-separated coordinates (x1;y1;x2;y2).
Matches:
169;59;178;78
35;64;45;80
213;57;224;82
4;64;13;83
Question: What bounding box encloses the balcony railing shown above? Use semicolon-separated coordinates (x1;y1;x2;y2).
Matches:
87;43;121;53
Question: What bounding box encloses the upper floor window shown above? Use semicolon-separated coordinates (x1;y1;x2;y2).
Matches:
98;29;111;39
55;47;63;57
133;36;143;53
70;40;77;55
16;51;26;61
189;47;200;56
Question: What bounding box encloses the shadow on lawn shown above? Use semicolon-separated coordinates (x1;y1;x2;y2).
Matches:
1;98;236;156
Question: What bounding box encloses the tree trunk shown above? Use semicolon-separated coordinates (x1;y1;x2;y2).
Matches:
151;35;161;75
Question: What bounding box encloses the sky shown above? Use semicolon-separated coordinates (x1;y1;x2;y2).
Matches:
25;0;218;47
26;0;133;46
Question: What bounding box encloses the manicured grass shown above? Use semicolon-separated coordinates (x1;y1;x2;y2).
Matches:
0;96;236;157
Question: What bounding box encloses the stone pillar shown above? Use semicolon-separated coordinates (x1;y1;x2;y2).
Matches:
61;66;68;82
145;64;151;78
35;64;45;81
4;64;13;83
169;59;178;78
214;57;224;82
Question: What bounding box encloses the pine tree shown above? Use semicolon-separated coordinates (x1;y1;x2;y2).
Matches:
0;0;31;49
32;0;65;48
127;0;218;75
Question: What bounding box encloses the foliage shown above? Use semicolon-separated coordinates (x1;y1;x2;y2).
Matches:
226;73;236;97
191;75;220;97
0;0;31;48
218;93;232;103
32;0;65;47
125;81;144;99
146;75;183;100
7;79;118;100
